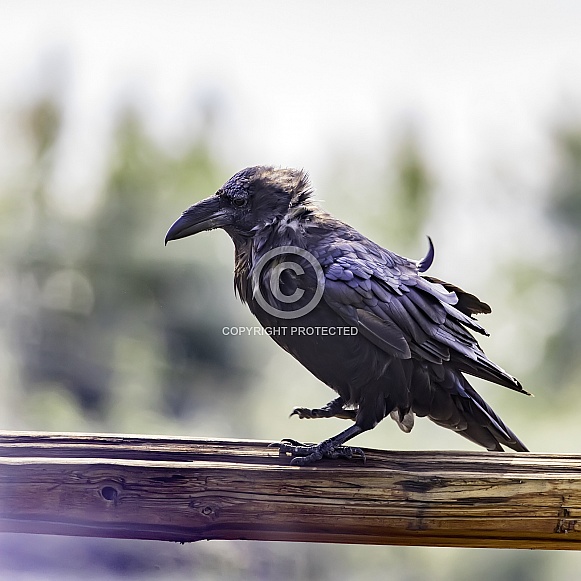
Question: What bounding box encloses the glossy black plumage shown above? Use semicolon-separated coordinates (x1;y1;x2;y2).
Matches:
166;166;529;463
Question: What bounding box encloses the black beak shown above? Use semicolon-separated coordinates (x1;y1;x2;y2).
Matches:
165;196;230;245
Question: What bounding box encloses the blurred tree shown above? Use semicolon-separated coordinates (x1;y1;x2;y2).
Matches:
543;125;581;392
2;96;252;429
380;128;434;249
324;126;434;257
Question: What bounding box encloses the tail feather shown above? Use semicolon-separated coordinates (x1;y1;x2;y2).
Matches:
422;368;528;452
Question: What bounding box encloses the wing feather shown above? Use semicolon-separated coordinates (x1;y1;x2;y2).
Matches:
320;241;528;396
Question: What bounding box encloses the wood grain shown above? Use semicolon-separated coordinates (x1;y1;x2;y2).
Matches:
1;431;580;549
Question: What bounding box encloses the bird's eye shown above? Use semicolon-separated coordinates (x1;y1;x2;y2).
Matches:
232;197;247;208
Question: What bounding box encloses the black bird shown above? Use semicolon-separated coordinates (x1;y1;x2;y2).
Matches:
165;166;530;464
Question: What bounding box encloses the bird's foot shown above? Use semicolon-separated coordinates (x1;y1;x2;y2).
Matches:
272;438;365;466
289;399;357;421
290;407;329;419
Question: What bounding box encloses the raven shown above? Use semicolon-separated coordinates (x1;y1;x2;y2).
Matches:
165;166;530;464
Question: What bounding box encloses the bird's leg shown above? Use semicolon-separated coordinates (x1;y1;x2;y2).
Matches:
275;424;366;465
290;397;357;420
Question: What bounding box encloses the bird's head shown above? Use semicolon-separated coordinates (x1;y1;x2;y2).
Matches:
165;166;313;244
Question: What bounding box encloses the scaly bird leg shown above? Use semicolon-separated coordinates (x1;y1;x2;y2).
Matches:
290;397;357;421
274;424;366;466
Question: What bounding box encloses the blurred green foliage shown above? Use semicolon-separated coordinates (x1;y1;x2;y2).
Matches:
1;96;254;434
544;125;581;392
1;95;581;580
380;128;433;248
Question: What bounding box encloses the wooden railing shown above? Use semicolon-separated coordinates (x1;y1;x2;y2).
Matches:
1;431;580;550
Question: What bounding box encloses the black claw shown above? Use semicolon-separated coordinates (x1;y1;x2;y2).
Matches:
290;407;317;419
269;438;305;450
291;407;329;420
290;454;321;466
342;447;366;462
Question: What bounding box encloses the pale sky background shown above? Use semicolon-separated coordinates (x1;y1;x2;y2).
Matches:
2;0;581;215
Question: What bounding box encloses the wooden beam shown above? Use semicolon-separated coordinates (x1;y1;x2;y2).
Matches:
0;431;580;549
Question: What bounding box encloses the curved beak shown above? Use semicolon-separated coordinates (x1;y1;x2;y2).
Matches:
165;196;230;245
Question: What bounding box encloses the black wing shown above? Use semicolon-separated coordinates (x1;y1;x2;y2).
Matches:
313;236;529;451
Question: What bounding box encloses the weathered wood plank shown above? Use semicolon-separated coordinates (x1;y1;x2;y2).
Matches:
0;431;580;549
